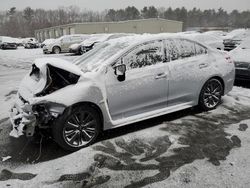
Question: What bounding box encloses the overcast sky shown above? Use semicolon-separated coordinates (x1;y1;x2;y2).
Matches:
0;0;249;12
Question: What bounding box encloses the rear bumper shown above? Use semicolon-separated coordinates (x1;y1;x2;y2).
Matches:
1;44;17;49
43;46;52;54
43;48;52;54
235;68;250;81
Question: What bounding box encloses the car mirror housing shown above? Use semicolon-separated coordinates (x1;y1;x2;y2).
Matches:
114;64;126;82
114;64;126;76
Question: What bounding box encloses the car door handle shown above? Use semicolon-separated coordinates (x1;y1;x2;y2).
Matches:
199;63;208;69
155;73;167;79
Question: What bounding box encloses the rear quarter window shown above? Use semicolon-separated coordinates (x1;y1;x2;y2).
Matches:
175;39;196;58
195;43;208;55
165;39;180;61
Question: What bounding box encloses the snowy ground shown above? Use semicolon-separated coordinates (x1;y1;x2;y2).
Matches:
0;48;250;188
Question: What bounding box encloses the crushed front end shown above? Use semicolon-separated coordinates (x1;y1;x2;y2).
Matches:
10;93;36;137
9;58;81;138
10;95;66;138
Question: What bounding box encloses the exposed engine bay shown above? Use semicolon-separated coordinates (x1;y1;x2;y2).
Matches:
10;61;81;138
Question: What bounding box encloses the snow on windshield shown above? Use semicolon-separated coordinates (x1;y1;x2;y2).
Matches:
73;40;130;71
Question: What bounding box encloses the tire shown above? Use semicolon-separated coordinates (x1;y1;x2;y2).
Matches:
199;78;224;111
52;104;101;151
79;46;85;55
53;46;61;54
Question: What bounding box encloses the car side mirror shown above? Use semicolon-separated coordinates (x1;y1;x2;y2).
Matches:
114;64;126;82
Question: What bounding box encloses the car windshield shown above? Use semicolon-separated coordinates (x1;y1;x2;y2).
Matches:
73;40;130;71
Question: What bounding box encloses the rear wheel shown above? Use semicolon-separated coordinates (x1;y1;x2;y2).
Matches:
53;46;61;54
199;78;223;111
52;105;101;151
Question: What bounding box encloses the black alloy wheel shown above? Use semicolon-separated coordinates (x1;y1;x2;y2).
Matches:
199;78;223;110
52;105;101;151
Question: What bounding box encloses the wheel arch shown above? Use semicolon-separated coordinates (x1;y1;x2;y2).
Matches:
198;75;225;110
199;75;225;97
209;76;225;95
52;45;61;52
69;101;104;131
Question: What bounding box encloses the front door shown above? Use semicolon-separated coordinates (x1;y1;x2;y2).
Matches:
105;40;169;120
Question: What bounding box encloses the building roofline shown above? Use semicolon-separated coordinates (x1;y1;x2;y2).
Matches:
35;18;183;32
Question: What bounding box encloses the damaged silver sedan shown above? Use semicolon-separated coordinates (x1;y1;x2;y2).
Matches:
10;35;235;151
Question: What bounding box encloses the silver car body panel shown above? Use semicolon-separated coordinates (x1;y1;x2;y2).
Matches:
10;34;235;137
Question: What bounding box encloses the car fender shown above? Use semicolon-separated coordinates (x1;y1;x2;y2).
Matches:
29;79;111;126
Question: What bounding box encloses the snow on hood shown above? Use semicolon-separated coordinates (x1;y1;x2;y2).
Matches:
229;48;250;63
34;57;83;76
81;34;112;46
223;29;250;40
69;43;81;50
0;36;19;43
229;37;250;62
239;37;250;49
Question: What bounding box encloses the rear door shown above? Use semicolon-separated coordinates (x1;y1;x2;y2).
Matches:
105;40;169;120
166;38;210;106
61;36;72;52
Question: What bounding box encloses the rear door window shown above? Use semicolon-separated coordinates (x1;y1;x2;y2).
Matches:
71;36;82;42
62;37;70;43
175;39;196;58
165;39;180;61
123;40;164;70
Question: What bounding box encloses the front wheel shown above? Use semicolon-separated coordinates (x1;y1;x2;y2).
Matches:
52;105;101;151
53;46;61;54
199;78;224;111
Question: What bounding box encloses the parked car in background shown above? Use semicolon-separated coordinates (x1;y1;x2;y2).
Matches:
43;35;88;54
223;29;250;51
10;34;235;151
204;30;227;38
69;33;133;55
68;35;93;55
0;36;18;50
229;36;250;81
185;33;224;50
23;38;40;49
41;38;55;48
80;33;134;52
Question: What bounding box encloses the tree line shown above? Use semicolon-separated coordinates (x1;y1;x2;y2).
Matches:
0;6;249;38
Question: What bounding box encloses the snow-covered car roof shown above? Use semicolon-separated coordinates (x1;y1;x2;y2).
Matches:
204;30;227;37
42;39;56;45
229;36;250;62
80;33;133;46
184;33;222;43
224;29;250;40
0;36;20;43
80;34;113;46
239;36;250;49
55;34;87;42
74;33;208;72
